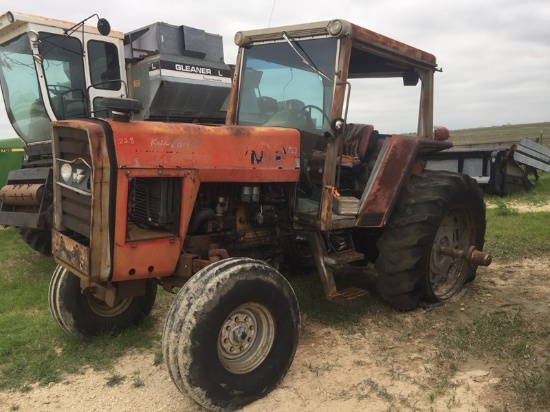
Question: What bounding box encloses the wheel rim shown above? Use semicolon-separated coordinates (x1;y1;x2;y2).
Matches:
218;302;275;374
87;295;133;317
429;206;474;300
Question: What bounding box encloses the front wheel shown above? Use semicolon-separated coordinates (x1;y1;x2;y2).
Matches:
375;171;486;311
163;258;300;411
49;265;157;337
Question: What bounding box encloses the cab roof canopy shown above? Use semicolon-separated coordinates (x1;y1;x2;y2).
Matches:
235;19;437;78
0;11;123;41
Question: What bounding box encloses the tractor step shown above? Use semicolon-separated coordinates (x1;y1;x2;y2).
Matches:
323;249;364;267
328;287;369;304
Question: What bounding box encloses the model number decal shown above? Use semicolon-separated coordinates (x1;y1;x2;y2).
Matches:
118;137;135;145
0;148;24;152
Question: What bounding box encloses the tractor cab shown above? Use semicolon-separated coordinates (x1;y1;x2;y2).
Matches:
0;11;126;150
227;20;445;230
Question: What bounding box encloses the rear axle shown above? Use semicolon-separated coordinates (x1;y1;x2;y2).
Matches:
438;245;492;266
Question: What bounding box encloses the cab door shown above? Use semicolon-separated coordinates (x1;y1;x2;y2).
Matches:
86;39;127;117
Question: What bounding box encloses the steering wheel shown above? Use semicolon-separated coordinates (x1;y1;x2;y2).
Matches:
47;85;72;97
300;104;330;127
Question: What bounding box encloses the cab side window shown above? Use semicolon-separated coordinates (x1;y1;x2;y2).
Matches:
88;41;121;90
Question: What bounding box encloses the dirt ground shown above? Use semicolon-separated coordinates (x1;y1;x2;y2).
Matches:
1;214;550;411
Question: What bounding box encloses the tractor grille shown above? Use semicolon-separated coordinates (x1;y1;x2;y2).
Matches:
56;128;93;239
58;185;91;237
130;177;180;231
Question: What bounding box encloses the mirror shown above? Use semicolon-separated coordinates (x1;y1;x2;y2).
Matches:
97;18;111;36
403;69;419;86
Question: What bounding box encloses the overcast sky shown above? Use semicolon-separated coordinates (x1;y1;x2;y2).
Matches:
1;0;549;138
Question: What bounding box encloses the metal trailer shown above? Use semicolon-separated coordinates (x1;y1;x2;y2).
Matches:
426;138;550;195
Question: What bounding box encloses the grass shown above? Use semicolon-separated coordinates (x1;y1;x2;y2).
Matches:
484;210;550;260
442;312;531;360
0;227;166;391
105;373;126;387
512;365;550;409
131;372;145;388
491;198;519;216
484;173;550;260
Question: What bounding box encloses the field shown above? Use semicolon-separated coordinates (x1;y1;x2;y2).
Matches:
448;121;550;148
0;171;550;411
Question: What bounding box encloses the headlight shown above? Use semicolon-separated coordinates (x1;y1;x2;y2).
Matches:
234;31;244;46
327;20;343;36
60;163;72;182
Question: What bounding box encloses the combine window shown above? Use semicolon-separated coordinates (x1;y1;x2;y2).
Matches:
88;40;121;91
0;33;50;143
39;32;87;119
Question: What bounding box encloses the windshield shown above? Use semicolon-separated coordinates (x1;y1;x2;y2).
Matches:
237;37;337;133
0;31;88;144
0;33;50;144
38;32;87;120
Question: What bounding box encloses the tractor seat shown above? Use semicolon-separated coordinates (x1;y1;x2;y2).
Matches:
342;123;378;162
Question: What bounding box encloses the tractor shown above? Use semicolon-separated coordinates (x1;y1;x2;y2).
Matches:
0;11;230;253
48;19;491;411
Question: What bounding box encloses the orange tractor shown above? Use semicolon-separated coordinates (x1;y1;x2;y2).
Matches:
49;19;491;411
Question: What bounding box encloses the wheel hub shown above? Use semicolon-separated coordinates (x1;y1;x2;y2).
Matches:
86;294;132;317
432;224;453;273
218;303;275;374
429;209;472;300
221;313;256;354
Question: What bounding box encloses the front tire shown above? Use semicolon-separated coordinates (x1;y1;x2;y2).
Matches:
375;171;486;311
49;265;157;337
163;258;300;411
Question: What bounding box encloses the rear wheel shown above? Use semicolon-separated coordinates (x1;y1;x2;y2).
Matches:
375;171;486;311
163;258;300;411
49;265;157;337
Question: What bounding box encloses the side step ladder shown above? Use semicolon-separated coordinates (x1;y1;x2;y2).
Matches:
323;249;365;266
307;233;370;305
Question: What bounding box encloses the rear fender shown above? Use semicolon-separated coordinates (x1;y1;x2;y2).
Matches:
356;135;451;228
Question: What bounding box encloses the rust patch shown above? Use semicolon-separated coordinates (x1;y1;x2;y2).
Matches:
52;231;90;276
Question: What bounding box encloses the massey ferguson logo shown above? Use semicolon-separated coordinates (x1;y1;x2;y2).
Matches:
72;168;85;184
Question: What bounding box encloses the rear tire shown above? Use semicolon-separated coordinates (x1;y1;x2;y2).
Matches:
19;228;52;255
163;258;300;411
49;265;157;337
375;171;486;311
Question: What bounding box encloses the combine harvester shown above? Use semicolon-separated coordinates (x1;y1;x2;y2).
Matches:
0;11;231;253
